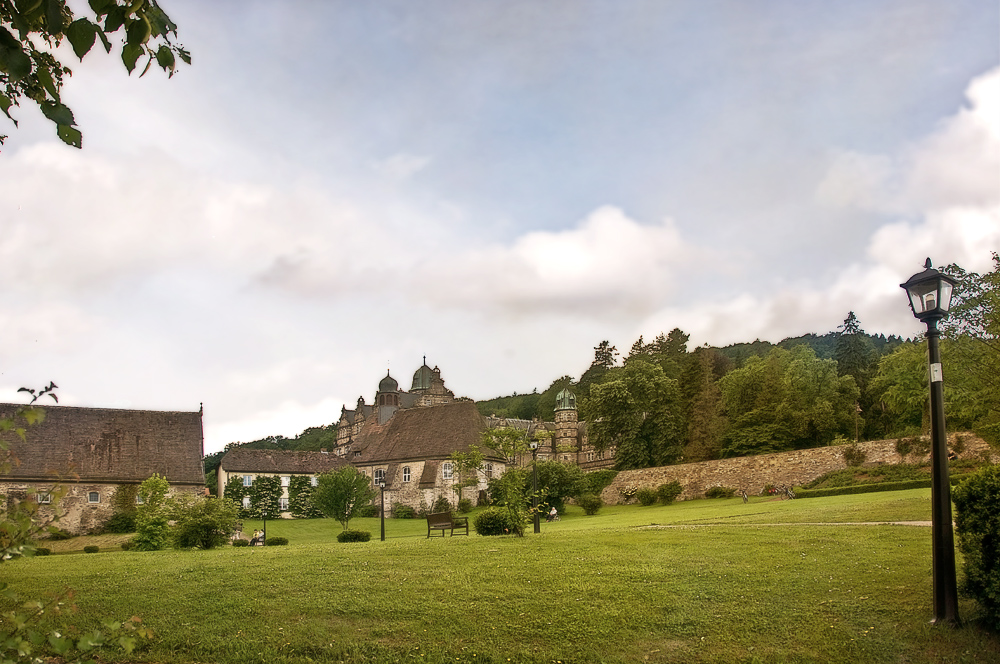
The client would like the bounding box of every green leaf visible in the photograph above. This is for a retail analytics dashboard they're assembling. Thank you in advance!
[45,0,65,34]
[176,46,191,65]
[0,35,33,82]
[96,28,112,53]
[104,6,125,32]
[126,15,151,47]
[121,42,141,73]
[88,0,113,15]
[35,64,58,99]
[57,123,82,148]
[66,19,97,60]
[0,94,15,122]
[155,44,174,71]
[40,101,74,125]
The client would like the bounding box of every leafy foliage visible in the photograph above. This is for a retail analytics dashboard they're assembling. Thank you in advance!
[705,486,736,499]
[481,426,531,465]
[288,475,323,518]
[472,506,516,536]
[952,464,1000,630]
[171,495,241,549]
[312,467,377,530]
[657,481,683,504]
[0,0,189,148]
[577,493,603,515]
[485,467,531,536]
[247,475,281,519]
[579,469,617,495]
[636,487,658,506]
[132,474,170,551]
[534,460,585,512]
[336,529,371,543]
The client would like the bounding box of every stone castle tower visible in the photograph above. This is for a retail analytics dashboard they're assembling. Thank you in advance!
[553,387,578,456]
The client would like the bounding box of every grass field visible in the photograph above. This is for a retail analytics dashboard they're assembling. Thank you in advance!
[5,489,998,664]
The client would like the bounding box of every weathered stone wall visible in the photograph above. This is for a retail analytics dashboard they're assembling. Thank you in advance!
[601,434,997,505]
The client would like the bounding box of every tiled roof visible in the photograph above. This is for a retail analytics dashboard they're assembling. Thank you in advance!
[355,401,501,463]
[0,404,204,486]
[219,448,347,475]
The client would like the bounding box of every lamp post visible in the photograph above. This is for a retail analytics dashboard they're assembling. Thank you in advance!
[261,509,267,546]
[529,441,540,534]
[901,258,960,626]
[379,481,386,542]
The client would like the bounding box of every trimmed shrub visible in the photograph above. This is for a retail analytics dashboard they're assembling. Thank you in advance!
[431,495,452,514]
[265,537,289,546]
[392,503,417,519]
[232,538,250,547]
[34,547,51,556]
[120,539,135,551]
[48,528,73,541]
[83,545,99,554]
[705,486,736,499]
[337,529,371,543]
[636,487,658,506]
[473,507,516,536]
[796,476,969,499]
[457,498,474,514]
[355,504,379,518]
[953,464,1000,630]
[577,494,603,516]
[843,445,867,467]
[657,481,683,504]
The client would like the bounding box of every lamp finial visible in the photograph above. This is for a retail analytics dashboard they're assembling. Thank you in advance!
[924,258,933,269]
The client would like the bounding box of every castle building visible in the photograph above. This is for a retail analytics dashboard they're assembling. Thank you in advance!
[219,359,615,516]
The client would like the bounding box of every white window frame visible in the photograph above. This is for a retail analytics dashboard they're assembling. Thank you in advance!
[279,497,289,511]
[402,466,411,482]
[243,475,253,487]
[136,494,145,505]
[281,476,290,487]
[442,462,453,480]
[310,476,318,487]
[242,496,251,509]
[88,491,100,504]
[374,469,385,484]
[484,463,493,479]
[37,492,52,504]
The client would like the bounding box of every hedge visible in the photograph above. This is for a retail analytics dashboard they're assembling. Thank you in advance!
[795,474,970,499]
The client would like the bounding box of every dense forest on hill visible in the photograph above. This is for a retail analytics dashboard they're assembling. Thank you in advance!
[207,255,998,479]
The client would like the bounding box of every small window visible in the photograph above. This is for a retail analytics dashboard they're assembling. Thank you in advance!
[402,466,411,482]
[587,452,594,462]
[484,463,493,479]
[442,462,453,480]
[88,491,100,504]
[243,475,253,487]
[374,469,385,484]
[354,451,362,457]
[242,496,251,509]
[279,497,289,511]
[310,476,318,487]
[281,476,290,487]
[37,493,52,504]
[136,494,145,505]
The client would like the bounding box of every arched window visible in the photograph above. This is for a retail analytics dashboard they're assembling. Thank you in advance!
[442,462,453,480]
[403,467,411,482]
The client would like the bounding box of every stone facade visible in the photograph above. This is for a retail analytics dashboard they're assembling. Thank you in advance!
[600,434,998,504]
[0,403,205,534]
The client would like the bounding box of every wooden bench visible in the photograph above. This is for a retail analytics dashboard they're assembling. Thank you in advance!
[426,512,469,537]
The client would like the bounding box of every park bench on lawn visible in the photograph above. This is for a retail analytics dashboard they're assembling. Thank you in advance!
[426,511,469,537]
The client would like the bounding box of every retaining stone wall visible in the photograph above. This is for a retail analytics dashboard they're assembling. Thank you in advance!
[600,434,997,505]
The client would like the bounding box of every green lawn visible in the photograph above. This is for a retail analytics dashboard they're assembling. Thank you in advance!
[5,490,997,664]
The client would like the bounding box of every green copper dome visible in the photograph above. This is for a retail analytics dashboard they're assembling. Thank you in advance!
[555,388,577,411]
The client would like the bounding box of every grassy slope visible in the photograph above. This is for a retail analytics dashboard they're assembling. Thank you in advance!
[6,490,998,664]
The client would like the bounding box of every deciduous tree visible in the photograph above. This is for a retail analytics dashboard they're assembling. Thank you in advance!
[1,0,188,148]
[312,466,377,531]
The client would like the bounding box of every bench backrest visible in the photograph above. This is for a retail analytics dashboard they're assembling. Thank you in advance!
[426,512,453,526]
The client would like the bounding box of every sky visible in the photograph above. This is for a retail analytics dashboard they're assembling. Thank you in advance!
[1,1,998,455]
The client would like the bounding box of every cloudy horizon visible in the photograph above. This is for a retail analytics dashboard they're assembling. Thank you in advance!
[1,1,997,454]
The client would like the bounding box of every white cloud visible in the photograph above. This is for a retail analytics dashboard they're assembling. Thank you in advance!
[371,153,432,180]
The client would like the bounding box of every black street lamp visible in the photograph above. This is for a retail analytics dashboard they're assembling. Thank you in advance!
[379,481,386,542]
[900,258,960,626]
[261,509,268,546]
[529,441,540,534]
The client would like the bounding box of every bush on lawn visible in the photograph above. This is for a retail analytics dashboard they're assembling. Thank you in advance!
[83,545,99,554]
[392,503,416,519]
[705,486,735,499]
[953,464,1000,630]
[473,507,516,536]
[232,539,250,547]
[34,547,51,556]
[636,487,658,506]
[265,537,288,546]
[657,481,683,504]
[577,494,603,515]
[337,529,371,543]
[457,498,474,513]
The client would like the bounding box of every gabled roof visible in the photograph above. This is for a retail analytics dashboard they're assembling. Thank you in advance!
[219,448,347,475]
[354,401,500,463]
[0,404,205,486]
